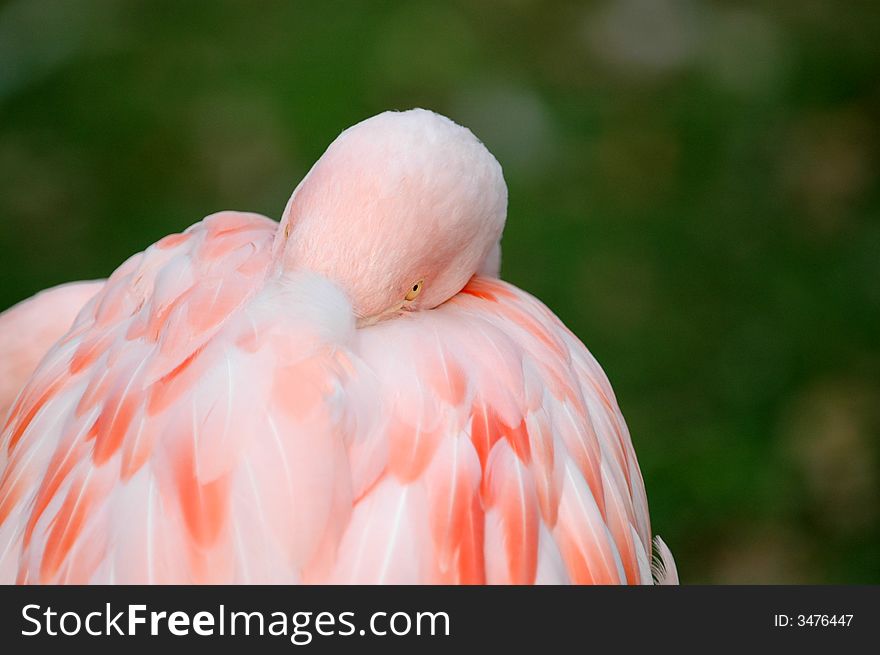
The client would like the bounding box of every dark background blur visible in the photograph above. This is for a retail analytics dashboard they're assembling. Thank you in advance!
[1,0,878,583]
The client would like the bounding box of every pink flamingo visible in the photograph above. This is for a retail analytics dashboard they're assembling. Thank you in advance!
[0,109,676,584]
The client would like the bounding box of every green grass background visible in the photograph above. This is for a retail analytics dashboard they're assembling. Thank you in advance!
[1,0,877,582]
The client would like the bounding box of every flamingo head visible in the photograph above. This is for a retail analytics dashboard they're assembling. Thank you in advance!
[275,108,507,325]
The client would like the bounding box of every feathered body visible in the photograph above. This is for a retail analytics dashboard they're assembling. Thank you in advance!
[0,109,675,584]
[0,281,103,420]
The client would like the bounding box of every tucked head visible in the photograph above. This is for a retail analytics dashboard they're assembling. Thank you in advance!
[275,109,507,324]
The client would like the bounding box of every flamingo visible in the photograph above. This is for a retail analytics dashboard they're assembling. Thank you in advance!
[0,109,677,585]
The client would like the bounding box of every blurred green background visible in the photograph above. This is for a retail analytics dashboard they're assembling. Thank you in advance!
[1,0,878,583]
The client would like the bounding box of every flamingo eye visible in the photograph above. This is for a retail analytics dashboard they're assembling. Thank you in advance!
[405,280,423,302]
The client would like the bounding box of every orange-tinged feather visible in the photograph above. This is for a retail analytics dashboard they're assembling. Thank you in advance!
[146,346,204,416]
[0,475,24,526]
[70,331,113,374]
[388,414,443,482]
[272,356,332,420]
[433,352,467,405]
[40,477,97,581]
[7,376,64,453]
[92,390,140,465]
[155,232,191,250]
[483,442,539,584]
[25,437,89,546]
[119,418,157,481]
[459,285,497,302]
[173,444,231,548]
[470,402,502,469]
[424,436,484,583]
[506,417,531,463]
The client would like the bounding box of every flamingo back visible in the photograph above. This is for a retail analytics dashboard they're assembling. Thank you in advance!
[0,212,653,584]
